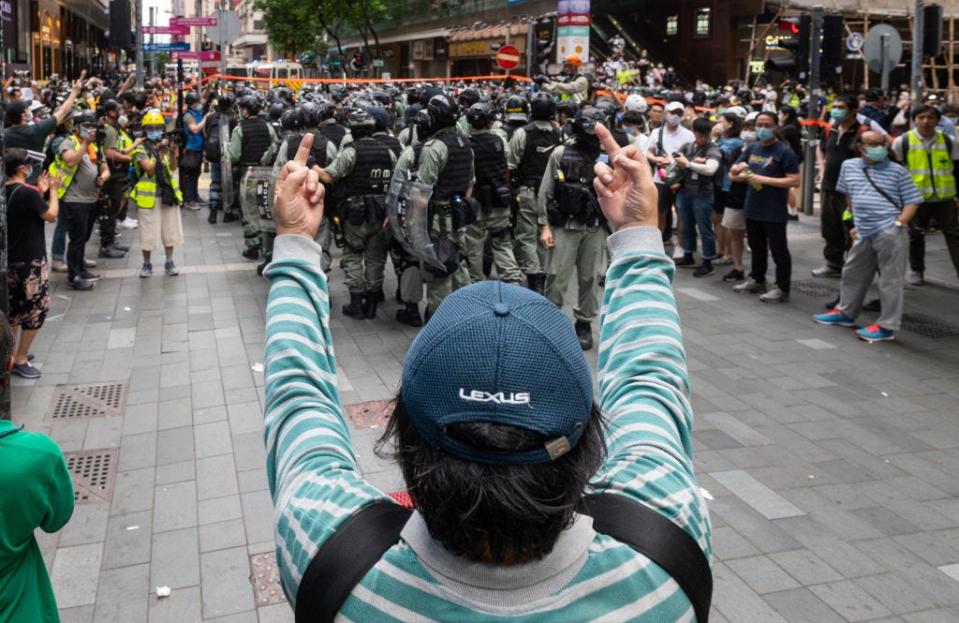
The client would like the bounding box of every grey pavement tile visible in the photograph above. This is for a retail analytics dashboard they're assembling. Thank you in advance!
[83,416,123,450]
[118,431,158,472]
[810,579,894,622]
[58,504,110,548]
[101,511,152,570]
[195,421,233,458]
[157,460,197,486]
[711,525,761,560]
[152,527,201,590]
[232,431,266,472]
[93,563,150,623]
[203,612,258,622]
[154,480,198,533]
[148,584,202,623]
[160,362,193,389]
[855,539,959,607]
[158,397,194,430]
[199,519,248,554]
[194,405,228,425]
[199,495,243,525]
[157,426,197,466]
[776,517,887,579]
[727,555,801,594]
[237,469,269,494]
[769,548,844,586]
[200,547,256,619]
[711,562,788,623]
[257,603,294,623]
[193,380,225,409]
[710,470,806,520]
[111,468,156,516]
[240,490,275,545]
[854,573,939,616]
[51,543,104,609]
[902,610,959,623]
[227,401,263,436]
[197,454,240,500]
[59,605,95,623]
[849,506,921,537]
[763,588,847,623]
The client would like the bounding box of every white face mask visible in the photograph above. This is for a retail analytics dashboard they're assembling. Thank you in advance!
[666,112,682,126]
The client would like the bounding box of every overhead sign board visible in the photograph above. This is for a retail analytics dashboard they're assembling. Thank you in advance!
[171,16,217,26]
[172,50,221,61]
[143,42,191,52]
[141,25,190,35]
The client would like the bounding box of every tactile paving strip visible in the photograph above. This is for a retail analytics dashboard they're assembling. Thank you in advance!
[346,399,394,428]
[48,382,128,420]
[250,552,287,606]
[65,449,118,504]
[790,279,840,298]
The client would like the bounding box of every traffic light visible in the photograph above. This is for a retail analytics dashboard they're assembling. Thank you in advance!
[924,4,944,56]
[765,15,810,78]
[820,15,845,81]
[534,18,555,73]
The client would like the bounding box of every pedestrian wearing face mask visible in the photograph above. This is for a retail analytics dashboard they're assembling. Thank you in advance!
[130,110,184,278]
[180,92,213,210]
[814,132,922,343]
[646,100,694,250]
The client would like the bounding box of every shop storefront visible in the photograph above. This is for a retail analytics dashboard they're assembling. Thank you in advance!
[448,22,527,77]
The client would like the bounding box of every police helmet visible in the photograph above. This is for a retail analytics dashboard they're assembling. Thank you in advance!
[466,102,494,130]
[238,95,261,115]
[529,92,556,121]
[458,87,481,109]
[556,100,579,118]
[370,90,391,108]
[366,106,393,132]
[572,107,606,140]
[299,102,321,128]
[72,110,98,129]
[316,100,335,121]
[427,93,458,128]
[624,93,648,114]
[504,94,529,123]
[268,101,287,122]
[103,99,123,116]
[216,92,235,112]
[280,108,301,133]
[347,107,376,137]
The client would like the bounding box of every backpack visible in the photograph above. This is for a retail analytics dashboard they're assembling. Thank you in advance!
[294,492,712,623]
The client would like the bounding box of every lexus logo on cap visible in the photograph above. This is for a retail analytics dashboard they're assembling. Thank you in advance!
[459,389,531,406]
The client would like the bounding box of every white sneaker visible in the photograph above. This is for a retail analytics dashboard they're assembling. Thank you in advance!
[120,218,139,230]
[906,270,924,286]
[672,245,687,260]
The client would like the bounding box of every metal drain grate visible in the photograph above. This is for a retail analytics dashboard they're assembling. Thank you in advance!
[791,279,840,298]
[48,382,128,420]
[901,312,959,338]
[346,399,394,429]
[65,449,118,504]
[250,553,287,606]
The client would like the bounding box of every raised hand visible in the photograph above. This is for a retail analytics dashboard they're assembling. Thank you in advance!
[274,132,325,238]
[592,123,658,230]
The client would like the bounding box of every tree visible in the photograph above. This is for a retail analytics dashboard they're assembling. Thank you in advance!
[255,0,321,58]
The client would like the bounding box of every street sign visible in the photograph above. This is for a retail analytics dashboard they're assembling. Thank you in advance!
[496,44,521,70]
[372,59,384,68]
[171,16,217,27]
[141,25,190,35]
[846,32,864,52]
[172,50,221,61]
[143,42,190,52]
[863,24,903,90]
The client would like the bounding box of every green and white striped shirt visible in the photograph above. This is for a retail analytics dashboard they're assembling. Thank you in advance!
[263,226,711,621]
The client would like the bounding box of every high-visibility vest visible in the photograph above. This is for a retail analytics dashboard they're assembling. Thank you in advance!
[47,135,93,199]
[905,129,957,201]
[129,145,183,209]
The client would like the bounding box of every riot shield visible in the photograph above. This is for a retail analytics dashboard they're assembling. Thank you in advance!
[220,120,234,208]
[241,166,276,232]
[385,177,443,271]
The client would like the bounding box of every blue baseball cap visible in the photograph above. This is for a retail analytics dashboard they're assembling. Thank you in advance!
[401,281,594,465]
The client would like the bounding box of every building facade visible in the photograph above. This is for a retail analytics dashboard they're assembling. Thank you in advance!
[1,0,109,78]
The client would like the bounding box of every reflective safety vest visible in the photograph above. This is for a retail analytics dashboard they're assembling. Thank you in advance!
[48,135,93,199]
[905,129,957,201]
[129,145,183,209]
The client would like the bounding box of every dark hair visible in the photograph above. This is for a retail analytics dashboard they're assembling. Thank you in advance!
[912,104,942,120]
[722,113,743,138]
[835,94,859,110]
[622,110,644,125]
[649,101,665,111]
[755,111,779,126]
[692,117,713,136]
[4,147,28,178]
[4,101,27,127]
[376,394,606,564]
[779,105,799,125]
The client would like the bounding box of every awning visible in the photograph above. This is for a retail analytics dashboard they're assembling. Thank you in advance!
[449,22,529,42]
[341,27,450,50]
[233,33,268,48]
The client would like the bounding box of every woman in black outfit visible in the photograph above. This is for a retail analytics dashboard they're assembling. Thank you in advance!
[5,148,59,379]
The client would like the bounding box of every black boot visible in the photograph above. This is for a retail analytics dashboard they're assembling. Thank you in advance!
[223,211,239,223]
[372,289,385,303]
[574,321,593,351]
[342,292,365,318]
[395,303,422,327]
[362,292,378,319]
[256,255,271,276]
[394,285,403,304]
[242,246,260,260]
[527,273,546,295]
[207,209,218,224]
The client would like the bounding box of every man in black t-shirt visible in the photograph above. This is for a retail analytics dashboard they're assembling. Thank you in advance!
[3,76,85,184]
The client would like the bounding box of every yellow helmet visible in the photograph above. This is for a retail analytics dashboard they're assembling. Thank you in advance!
[141,109,165,128]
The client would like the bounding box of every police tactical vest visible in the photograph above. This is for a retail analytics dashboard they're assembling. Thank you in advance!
[431,128,473,202]
[239,117,271,166]
[286,131,331,169]
[377,133,402,158]
[554,145,602,226]
[346,138,393,197]
[517,123,561,187]
[469,132,508,189]
[320,122,348,149]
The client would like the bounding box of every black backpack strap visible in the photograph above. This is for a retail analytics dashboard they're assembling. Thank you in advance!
[295,500,412,623]
[580,493,712,623]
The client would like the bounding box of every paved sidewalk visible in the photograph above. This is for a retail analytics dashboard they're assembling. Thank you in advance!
[9,201,959,622]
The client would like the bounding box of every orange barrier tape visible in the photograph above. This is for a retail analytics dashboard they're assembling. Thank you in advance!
[186,73,531,89]
[800,118,831,128]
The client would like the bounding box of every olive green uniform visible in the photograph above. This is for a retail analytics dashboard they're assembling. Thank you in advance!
[229,122,279,251]
[507,120,556,276]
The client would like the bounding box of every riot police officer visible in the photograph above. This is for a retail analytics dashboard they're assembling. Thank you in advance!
[456,87,481,136]
[538,107,608,351]
[507,92,561,294]
[228,94,278,259]
[464,102,522,285]
[317,100,351,150]
[204,92,235,224]
[316,108,398,319]
[501,94,529,139]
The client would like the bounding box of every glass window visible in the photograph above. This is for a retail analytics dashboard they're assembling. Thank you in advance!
[666,15,678,36]
[695,7,711,37]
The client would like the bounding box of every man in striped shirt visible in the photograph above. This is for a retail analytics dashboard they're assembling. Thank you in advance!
[815,131,921,342]
[263,129,710,621]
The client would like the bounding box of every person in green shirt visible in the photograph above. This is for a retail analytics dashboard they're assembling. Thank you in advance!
[0,312,75,622]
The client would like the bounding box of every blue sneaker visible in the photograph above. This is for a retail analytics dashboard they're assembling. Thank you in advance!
[857,324,895,343]
[12,361,41,379]
[814,309,855,327]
